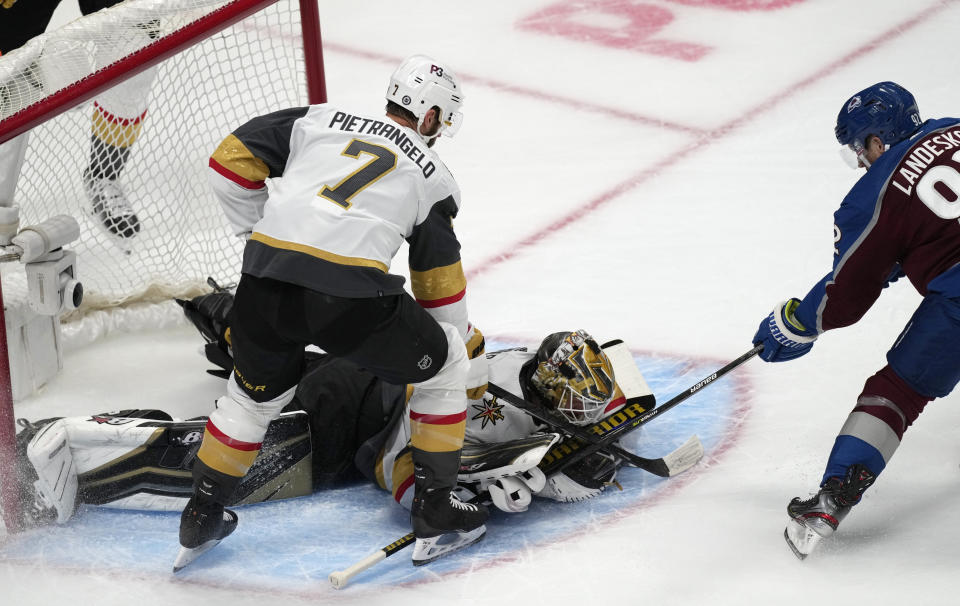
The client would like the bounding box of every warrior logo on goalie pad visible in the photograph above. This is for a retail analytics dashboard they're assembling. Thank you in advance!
[540,400,651,468]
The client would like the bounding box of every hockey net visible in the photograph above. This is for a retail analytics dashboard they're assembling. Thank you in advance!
[0,0,325,533]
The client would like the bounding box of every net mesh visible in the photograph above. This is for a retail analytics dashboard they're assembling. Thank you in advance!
[1,0,307,312]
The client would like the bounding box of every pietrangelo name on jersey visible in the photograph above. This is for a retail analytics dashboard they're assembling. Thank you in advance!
[329,111,436,178]
[892,126,960,196]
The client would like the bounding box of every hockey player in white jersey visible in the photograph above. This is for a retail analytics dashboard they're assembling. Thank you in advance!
[13,290,647,533]
[176,54,486,570]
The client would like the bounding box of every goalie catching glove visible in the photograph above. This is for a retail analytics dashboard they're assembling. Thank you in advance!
[537,450,619,503]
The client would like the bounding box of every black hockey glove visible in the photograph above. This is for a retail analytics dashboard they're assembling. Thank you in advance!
[563,450,619,490]
[536,450,620,503]
[176,291,234,378]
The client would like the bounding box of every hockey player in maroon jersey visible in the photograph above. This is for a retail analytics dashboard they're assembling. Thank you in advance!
[751,81,960,559]
[176,54,488,571]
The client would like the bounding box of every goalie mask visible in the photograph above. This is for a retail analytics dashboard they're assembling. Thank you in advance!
[531,330,616,426]
[386,54,464,142]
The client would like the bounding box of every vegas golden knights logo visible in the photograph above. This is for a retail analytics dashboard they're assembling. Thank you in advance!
[566,346,614,403]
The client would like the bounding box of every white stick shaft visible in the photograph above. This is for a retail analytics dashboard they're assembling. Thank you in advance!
[329,550,387,589]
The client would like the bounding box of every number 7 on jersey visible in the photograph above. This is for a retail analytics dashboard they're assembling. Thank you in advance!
[319,139,398,210]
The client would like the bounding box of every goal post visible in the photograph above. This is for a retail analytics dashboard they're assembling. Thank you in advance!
[0,0,326,535]
[0,0,327,145]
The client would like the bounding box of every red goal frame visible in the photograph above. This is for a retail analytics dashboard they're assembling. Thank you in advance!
[0,0,327,534]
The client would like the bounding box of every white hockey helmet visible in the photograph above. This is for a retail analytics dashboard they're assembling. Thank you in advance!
[386,54,464,142]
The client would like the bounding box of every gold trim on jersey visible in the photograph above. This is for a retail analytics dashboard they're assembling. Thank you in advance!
[197,428,260,477]
[391,451,414,501]
[410,419,466,453]
[91,108,145,148]
[375,444,388,490]
[250,232,389,273]
[410,262,466,301]
[211,134,271,183]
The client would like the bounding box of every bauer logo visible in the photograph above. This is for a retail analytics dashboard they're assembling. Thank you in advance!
[178,431,203,445]
[847,96,862,112]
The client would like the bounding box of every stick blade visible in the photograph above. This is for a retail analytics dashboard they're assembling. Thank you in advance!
[661,434,704,477]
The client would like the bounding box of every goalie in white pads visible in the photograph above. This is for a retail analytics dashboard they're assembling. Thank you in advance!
[13,291,655,548]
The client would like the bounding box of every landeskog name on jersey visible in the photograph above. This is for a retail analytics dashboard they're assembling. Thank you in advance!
[890,124,960,196]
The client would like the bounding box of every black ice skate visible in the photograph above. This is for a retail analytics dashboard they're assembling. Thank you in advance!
[172,495,238,572]
[784,463,875,560]
[83,169,141,240]
[410,488,488,566]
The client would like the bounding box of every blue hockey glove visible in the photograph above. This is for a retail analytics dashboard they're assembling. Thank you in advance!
[753,298,818,363]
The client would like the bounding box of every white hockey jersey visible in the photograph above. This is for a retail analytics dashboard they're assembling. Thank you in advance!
[375,349,542,507]
[208,103,470,336]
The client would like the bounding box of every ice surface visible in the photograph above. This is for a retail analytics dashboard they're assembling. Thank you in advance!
[4,1,960,604]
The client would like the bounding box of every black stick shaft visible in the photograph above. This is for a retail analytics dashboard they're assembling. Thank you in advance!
[544,344,762,475]
[486,383,660,471]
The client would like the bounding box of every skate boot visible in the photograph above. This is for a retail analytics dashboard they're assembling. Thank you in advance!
[173,478,238,572]
[410,487,488,566]
[83,169,140,239]
[784,463,875,560]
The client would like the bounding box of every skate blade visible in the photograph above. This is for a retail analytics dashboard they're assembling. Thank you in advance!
[412,525,486,566]
[83,210,137,256]
[784,519,822,561]
[172,538,223,573]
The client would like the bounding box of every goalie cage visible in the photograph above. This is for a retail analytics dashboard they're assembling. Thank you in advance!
[0,0,326,535]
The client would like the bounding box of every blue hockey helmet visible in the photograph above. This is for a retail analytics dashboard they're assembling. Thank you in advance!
[835,81,921,149]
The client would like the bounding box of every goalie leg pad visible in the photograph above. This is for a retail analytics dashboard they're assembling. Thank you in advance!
[26,419,79,524]
[457,433,559,482]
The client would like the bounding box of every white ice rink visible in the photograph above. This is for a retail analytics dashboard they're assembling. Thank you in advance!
[4,1,960,604]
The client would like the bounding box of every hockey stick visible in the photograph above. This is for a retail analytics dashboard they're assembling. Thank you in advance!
[330,346,761,588]
[329,532,416,589]
[486,382,694,477]
[537,344,763,477]
[329,492,487,589]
